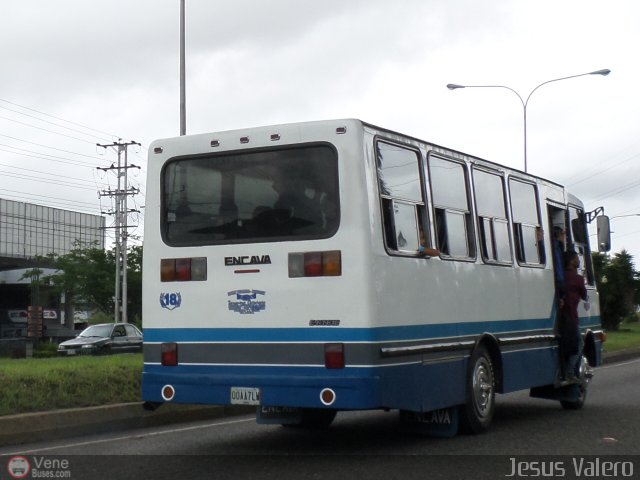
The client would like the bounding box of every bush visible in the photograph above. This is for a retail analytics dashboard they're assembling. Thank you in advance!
[88,311,113,325]
[33,342,58,358]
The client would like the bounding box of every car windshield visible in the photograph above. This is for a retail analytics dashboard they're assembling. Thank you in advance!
[162,144,340,245]
[79,325,112,338]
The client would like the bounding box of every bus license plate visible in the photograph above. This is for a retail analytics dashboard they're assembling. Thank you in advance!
[230,387,261,405]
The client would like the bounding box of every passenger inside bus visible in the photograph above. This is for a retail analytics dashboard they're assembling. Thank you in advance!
[272,178,324,233]
[418,227,440,257]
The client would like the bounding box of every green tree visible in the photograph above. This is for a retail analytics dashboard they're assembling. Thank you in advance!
[44,245,142,324]
[46,247,115,315]
[126,245,143,325]
[592,250,640,330]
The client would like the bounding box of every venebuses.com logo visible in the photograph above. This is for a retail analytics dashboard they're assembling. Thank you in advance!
[6,456,72,479]
[6,456,30,479]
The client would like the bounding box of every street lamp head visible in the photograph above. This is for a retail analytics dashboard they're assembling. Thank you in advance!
[591,69,611,76]
[446,83,465,90]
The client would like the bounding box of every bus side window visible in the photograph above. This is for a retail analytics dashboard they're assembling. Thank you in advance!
[434,208,449,255]
[509,179,543,266]
[473,168,512,264]
[569,206,595,285]
[377,141,427,255]
[428,155,475,259]
[381,198,398,249]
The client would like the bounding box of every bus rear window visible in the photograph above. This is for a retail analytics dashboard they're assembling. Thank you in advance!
[162,145,339,245]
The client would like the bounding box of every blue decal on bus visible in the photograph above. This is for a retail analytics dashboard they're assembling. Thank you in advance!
[160,292,182,310]
[228,289,266,314]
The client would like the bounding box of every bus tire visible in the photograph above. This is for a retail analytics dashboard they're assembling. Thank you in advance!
[460,345,496,434]
[560,386,587,410]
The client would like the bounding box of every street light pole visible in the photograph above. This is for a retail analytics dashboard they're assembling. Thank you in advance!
[446,69,610,173]
[180,0,186,136]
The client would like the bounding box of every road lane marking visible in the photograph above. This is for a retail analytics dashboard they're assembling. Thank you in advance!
[3,416,255,455]
[599,358,640,369]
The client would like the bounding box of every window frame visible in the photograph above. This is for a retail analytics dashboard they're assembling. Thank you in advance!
[160,142,341,247]
[427,153,476,261]
[568,204,596,286]
[375,138,431,257]
[472,167,513,266]
[508,177,544,268]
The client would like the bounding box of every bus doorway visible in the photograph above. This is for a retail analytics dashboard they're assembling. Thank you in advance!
[547,205,568,331]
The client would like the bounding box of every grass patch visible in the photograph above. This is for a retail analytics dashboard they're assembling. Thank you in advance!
[0,354,142,416]
[603,320,640,352]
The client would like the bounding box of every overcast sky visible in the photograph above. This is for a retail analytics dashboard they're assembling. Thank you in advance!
[2,0,639,262]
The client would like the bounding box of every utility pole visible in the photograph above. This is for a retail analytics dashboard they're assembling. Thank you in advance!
[180,0,186,135]
[97,140,141,323]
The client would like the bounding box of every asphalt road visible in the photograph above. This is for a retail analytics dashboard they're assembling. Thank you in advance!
[2,358,639,479]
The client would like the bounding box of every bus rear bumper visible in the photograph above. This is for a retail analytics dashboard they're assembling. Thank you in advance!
[142,365,382,410]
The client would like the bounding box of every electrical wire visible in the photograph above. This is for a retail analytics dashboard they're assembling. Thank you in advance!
[0,105,113,143]
[0,97,119,139]
[0,133,108,163]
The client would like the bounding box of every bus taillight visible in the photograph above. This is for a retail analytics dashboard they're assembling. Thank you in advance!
[324,343,345,369]
[175,258,191,281]
[288,250,342,278]
[304,252,323,276]
[161,257,207,282]
[161,343,178,366]
[322,250,342,276]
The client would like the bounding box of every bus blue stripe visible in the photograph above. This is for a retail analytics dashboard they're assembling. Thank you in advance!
[144,317,601,343]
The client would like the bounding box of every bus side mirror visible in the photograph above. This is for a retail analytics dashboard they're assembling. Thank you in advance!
[596,215,611,252]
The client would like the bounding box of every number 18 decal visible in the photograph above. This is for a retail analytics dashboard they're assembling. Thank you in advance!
[160,292,182,311]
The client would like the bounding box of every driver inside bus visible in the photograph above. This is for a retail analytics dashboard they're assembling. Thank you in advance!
[272,178,323,231]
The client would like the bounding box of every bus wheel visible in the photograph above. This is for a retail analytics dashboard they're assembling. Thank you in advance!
[560,356,591,410]
[460,345,495,434]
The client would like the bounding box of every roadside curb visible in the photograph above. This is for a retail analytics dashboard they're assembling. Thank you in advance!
[0,403,254,448]
[602,346,640,364]
[2,348,639,449]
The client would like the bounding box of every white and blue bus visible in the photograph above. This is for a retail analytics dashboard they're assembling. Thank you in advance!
[142,119,610,435]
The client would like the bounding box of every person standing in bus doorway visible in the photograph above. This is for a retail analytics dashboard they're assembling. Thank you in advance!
[552,226,568,380]
[559,250,587,382]
[552,227,567,306]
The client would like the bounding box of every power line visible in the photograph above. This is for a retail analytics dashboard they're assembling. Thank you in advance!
[0,104,113,143]
[0,133,109,162]
[0,211,104,231]
[0,188,99,209]
[0,194,100,215]
[0,160,109,186]
[566,151,640,188]
[0,97,119,139]
[584,178,640,204]
[0,170,102,191]
[0,145,99,169]
[0,114,101,145]
[0,143,100,169]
